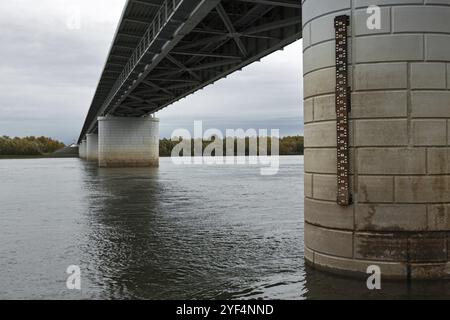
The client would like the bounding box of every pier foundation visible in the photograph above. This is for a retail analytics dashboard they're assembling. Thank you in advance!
[98,116,159,167]
[303,0,450,279]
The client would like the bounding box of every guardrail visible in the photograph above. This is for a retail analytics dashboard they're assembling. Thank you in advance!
[100,0,184,117]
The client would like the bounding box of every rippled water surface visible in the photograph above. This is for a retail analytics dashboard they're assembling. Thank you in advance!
[1,156,450,300]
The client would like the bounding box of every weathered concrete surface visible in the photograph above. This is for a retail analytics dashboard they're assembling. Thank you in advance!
[78,140,87,159]
[86,133,98,162]
[98,116,159,167]
[303,0,450,279]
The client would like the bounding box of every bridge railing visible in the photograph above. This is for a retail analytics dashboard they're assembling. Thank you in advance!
[100,0,184,117]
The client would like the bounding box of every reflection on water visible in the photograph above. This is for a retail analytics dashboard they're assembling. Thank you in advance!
[0,157,449,299]
[79,157,304,299]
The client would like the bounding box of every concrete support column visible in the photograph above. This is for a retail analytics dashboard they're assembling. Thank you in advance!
[86,133,99,162]
[303,0,450,279]
[79,139,87,159]
[98,116,159,167]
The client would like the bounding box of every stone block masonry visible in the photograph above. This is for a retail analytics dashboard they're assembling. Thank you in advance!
[303,0,450,279]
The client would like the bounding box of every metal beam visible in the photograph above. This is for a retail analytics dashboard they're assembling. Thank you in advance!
[189,59,241,71]
[145,78,199,84]
[166,54,202,81]
[131,0,162,8]
[177,34,229,51]
[127,94,158,107]
[244,16,301,34]
[189,27,278,40]
[236,0,301,9]
[110,54,132,60]
[118,32,145,40]
[171,51,242,59]
[216,4,248,57]
[234,3,274,28]
[124,17,151,25]
[142,80,175,97]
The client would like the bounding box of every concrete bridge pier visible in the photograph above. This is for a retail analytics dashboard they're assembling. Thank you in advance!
[86,133,98,162]
[78,139,87,159]
[97,116,159,168]
[303,0,450,279]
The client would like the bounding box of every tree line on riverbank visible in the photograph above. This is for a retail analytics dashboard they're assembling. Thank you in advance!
[0,136,65,155]
[159,136,304,157]
[0,135,304,157]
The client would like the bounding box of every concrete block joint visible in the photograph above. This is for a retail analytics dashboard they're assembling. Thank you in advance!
[303,0,450,280]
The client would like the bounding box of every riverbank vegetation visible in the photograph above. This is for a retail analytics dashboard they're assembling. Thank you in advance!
[159,136,304,157]
[0,135,304,157]
[0,136,65,156]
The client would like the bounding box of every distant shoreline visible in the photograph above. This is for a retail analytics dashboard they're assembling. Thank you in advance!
[0,155,78,159]
[0,154,303,160]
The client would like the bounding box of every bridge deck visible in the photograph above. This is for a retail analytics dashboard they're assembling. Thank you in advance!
[78,0,302,143]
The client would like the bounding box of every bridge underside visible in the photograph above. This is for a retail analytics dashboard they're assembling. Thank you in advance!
[78,0,302,143]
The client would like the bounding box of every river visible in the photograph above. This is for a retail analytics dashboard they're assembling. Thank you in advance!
[0,156,449,299]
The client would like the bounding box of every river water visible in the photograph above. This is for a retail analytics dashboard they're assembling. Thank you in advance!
[1,156,449,300]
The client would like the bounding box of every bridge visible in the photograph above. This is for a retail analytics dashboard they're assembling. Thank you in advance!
[78,0,450,281]
[77,0,301,166]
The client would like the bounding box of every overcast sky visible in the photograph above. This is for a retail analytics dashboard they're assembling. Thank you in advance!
[0,0,303,144]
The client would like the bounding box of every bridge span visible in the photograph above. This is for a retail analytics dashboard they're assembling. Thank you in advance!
[78,0,301,165]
